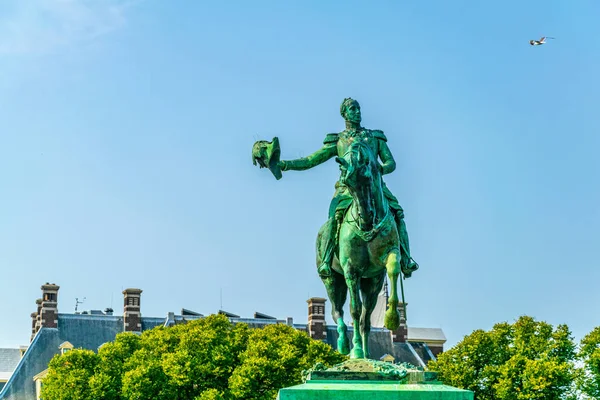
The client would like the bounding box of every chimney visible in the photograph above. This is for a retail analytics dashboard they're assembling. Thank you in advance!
[307,297,327,340]
[123,288,142,333]
[391,302,408,343]
[40,283,60,329]
[30,312,37,342]
[166,312,175,327]
[34,298,42,334]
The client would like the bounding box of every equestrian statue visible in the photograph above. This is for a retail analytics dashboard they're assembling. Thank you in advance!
[252,98,419,359]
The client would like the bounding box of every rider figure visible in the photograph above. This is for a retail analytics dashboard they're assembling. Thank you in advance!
[279,98,419,279]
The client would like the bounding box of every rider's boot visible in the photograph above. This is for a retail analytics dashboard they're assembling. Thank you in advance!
[318,211,342,278]
[394,210,419,278]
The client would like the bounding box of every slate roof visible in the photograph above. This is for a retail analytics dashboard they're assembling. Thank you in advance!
[0,328,61,400]
[0,349,21,378]
[0,348,21,391]
[409,342,437,365]
[392,342,425,366]
[168,315,202,326]
[407,327,446,343]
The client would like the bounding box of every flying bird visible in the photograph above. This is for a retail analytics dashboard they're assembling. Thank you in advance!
[530,36,555,46]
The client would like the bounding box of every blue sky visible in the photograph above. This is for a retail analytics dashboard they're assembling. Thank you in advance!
[1,0,599,349]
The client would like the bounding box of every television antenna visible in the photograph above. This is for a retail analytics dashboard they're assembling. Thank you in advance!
[75,297,86,313]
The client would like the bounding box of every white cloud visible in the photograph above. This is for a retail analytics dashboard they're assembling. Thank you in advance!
[0,0,140,55]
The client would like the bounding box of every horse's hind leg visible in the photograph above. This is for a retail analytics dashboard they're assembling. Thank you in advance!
[384,250,402,331]
[359,272,386,359]
[322,271,350,355]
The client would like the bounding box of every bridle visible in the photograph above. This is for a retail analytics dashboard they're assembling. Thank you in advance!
[340,142,390,242]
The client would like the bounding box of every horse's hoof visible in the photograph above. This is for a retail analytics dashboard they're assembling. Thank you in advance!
[384,309,400,331]
[338,336,350,355]
[350,347,365,359]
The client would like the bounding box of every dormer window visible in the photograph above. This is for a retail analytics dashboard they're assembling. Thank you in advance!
[58,341,74,355]
[33,369,49,400]
[380,354,395,363]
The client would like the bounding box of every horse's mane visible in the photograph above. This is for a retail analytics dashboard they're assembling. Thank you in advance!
[348,141,377,168]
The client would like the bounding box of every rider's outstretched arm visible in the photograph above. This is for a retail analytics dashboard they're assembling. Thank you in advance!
[378,141,397,175]
[280,144,337,171]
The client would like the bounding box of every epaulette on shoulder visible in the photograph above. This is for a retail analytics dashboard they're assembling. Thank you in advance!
[323,133,339,144]
[371,129,387,142]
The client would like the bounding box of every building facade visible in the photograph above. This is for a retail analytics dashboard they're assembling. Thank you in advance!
[0,283,446,400]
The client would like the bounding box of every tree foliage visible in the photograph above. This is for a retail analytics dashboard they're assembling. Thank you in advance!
[578,326,600,399]
[229,324,345,400]
[42,349,99,400]
[428,316,577,400]
[41,314,346,400]
[90,332,141,400]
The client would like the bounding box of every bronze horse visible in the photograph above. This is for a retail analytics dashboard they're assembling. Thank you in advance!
[317,141,403,358]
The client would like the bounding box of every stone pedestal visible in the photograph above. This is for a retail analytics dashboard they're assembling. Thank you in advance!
[277,360,473,400]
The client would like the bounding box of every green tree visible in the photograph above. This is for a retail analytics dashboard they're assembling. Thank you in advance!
[89,333,141,400]
[578,326,600,398]
[122,314,251,400]
[41,314,344,400]
[428,316,577,400]
[41,349,99,400]
[229,324,346,400]
[120,323,188,400]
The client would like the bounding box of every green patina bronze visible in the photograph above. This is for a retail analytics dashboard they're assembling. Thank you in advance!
[252,98,420,359]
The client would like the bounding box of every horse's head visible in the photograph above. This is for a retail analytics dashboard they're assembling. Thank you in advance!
[335,141,379,190]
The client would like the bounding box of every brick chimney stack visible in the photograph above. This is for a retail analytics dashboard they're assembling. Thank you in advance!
[123,288,142,333]
[30,312,37,342]
[29,298,43,342]
[307,297,327,340]
[40,283,60,329]
[35,298,42,332]
[391,302,408,343]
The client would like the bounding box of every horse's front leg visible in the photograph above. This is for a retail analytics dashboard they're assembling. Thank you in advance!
[384,250,402,331]
[322,271,350,355]
[359,273,385,359]
[345,271,364,358]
